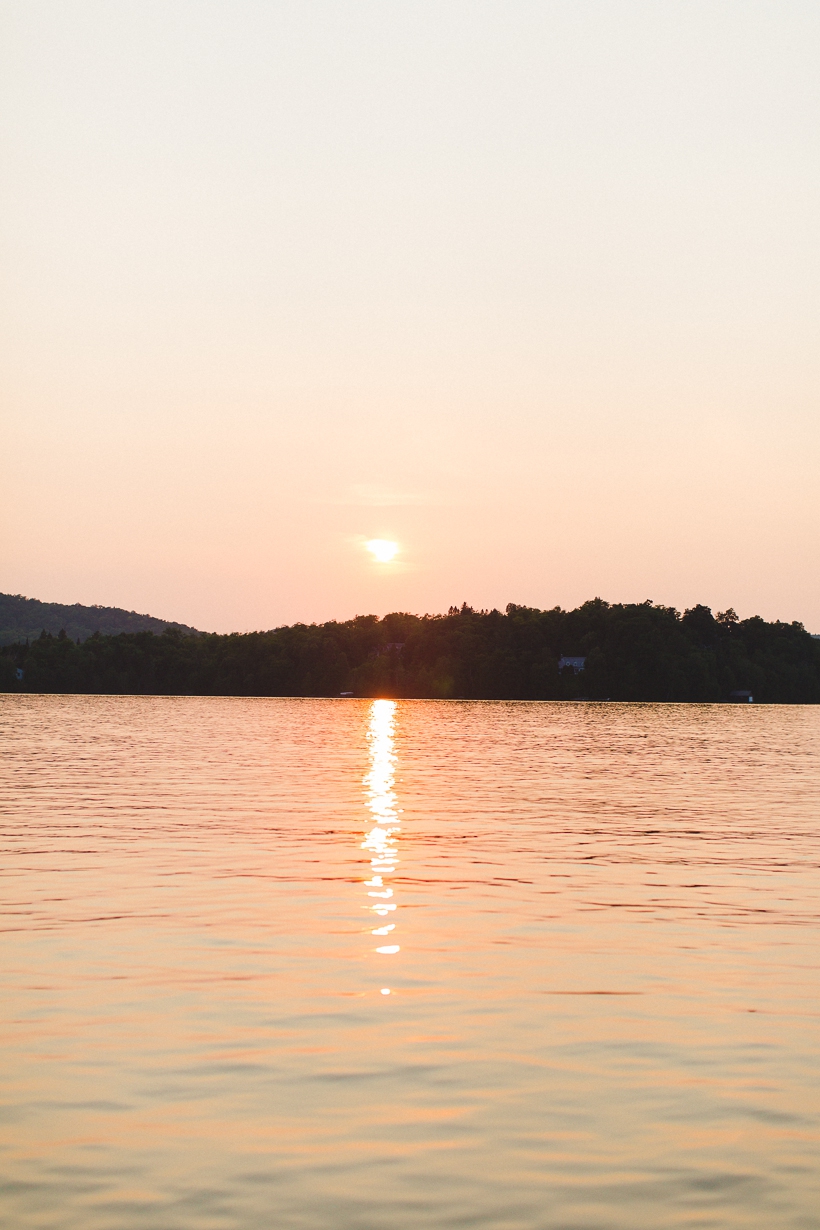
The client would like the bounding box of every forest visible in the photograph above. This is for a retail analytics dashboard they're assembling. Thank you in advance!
[2,599,819,703]
[0,591,197,646]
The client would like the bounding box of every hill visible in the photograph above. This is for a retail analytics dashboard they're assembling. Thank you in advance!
[2,599,819,702]
[0,592,199,647]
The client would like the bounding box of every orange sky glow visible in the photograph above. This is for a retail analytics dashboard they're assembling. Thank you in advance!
[2,1,819,632]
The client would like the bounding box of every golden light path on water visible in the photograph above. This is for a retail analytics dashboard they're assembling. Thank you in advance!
[3,697,820,1229]
[362,700,400,994]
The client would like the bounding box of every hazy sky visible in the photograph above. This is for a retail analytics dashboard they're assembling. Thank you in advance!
[2,1,819,632]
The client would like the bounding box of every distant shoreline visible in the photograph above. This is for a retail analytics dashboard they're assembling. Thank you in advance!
[3,599,819,704]
[0,694,796,707]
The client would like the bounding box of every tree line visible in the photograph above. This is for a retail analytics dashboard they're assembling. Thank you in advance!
[2,600,819,702]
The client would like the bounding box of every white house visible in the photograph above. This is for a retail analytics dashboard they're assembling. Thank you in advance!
[558,656,586,674]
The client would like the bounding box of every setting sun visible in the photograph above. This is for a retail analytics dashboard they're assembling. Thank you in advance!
[366,539,398,564]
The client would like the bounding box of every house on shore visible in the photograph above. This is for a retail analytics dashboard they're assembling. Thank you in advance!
[558,656,586,675]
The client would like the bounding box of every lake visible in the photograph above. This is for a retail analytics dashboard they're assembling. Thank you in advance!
[1,695,819,1229]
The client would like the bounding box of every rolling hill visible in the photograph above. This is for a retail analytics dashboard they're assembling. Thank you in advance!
[0,592,199,646]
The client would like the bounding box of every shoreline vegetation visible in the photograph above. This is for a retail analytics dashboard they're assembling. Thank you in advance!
[2,599,820,703]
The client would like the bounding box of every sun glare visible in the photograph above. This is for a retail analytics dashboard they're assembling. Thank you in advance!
[366,539,398,564]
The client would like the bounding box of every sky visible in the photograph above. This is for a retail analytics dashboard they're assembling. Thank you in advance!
[2,0,819,633]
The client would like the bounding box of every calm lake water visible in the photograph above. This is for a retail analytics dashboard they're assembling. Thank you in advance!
[1,696,819,1230]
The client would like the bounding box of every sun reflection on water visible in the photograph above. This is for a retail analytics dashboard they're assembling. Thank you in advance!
[363,700,401,990]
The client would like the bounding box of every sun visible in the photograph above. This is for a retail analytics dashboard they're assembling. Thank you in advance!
[366,539,398,564]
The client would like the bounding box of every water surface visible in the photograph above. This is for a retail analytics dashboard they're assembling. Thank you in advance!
[1,696,819,1228]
